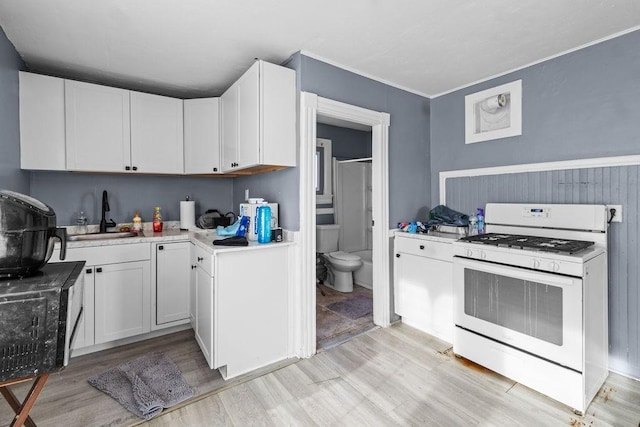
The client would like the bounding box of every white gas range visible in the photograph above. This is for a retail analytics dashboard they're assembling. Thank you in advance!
[452,203,609,414]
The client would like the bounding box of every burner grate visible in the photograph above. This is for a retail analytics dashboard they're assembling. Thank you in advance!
[459,233,595,254]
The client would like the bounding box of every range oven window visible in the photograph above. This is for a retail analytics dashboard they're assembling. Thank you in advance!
[463,269,563,346]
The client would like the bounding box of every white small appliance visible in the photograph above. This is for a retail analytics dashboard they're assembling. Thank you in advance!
[240,202,278,241]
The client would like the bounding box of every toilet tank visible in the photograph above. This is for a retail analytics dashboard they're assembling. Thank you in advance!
[316,224,340,253]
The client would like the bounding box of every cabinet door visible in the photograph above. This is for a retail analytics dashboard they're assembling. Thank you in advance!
[261,61,296,167]
[220,81,239,172]
[94,261,151,344]
[395,252,453,343]
[189,244,197,327]
[19,72,66,170]
[130,91,184,174]
[65,80,131,172]
[195,265,215,369]
[184,98,221,174]
[72,266,96,350]
[155,242,191,326]
[236,63,260,169]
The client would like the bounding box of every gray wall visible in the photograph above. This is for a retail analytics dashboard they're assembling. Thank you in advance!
[295,54,431,227]
[318,123,371,160]
[0,26,28,194]
[431,30,640,379]
[30,172,234,226]
[431,30,640,206]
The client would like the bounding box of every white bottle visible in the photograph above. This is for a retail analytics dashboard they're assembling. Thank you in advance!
[468,214,478,236]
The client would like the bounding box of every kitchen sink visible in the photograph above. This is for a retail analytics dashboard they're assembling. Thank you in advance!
[67,231,139,241]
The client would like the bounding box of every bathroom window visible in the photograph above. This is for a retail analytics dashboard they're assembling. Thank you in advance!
[316,138,333,205]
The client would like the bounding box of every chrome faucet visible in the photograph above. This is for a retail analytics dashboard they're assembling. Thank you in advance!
[99,190,117,233]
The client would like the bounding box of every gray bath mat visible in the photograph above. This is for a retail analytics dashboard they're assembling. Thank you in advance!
[88,352,194,420]
[327,294,373,319]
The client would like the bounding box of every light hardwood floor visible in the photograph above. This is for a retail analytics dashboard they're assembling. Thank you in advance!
[2,324,639,426]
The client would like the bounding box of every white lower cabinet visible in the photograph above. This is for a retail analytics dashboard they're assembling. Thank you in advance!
[52,243,151,350]
[153,242,191,329]
[193,244,216,368]
[394,233,454,343]
[191,243,289,379]
[94,261,151,344]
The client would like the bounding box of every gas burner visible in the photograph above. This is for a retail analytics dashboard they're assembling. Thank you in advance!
[459,233,595,254]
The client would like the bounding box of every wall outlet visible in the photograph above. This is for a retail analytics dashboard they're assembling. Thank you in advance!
[606,205,622,223]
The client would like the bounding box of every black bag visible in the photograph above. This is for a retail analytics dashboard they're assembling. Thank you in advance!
[197,210,237,228]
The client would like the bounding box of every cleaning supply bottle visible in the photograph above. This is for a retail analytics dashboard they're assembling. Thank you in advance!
[477,208,485,235]
[132,211,142,232]
[152,207,163,232]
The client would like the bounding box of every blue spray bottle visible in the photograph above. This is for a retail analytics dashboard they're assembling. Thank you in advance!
[477,208,485,235]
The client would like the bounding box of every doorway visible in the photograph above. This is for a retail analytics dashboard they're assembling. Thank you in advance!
[315,131,374,349]
[295,93,390,358]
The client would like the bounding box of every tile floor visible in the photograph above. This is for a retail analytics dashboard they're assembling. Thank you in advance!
[316,283,375,350]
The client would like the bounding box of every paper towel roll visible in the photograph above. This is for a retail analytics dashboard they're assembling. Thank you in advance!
[180,201,195,230]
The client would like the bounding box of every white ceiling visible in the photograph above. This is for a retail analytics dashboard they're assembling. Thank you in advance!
[0,1,638,99]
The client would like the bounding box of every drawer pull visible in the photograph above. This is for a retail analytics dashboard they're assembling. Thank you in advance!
[396,253,400,258]
[419,245,425,250]
[96,267,103,273]
[86,268,93,274]
[197,257,204,262]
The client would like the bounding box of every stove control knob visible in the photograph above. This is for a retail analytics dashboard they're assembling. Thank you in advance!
[531,259,541,269]
[479,250,487,260]
[465,249,473,257]
[549,261,560,272]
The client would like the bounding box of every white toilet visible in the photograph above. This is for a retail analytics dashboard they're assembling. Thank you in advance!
[316,224,363,292]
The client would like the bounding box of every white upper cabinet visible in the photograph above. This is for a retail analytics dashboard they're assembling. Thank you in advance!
[65,80,131,172]
[221,80,239,171]
[130,91,184,174]
[184,98,221,174]
[19,72,66,170]
[221,60,296,173]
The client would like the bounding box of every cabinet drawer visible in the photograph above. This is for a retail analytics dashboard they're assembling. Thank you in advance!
[395,236,453,261]
[193,244,214,277]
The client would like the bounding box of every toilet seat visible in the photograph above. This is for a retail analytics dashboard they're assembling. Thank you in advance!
[328,251,360,262]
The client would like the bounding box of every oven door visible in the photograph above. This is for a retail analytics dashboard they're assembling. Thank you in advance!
[453,256,583,372]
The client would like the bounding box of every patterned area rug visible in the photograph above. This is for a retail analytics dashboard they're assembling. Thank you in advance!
[326,294,373,319]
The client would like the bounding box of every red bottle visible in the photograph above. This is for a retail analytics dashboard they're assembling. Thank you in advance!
[152,207,163,232]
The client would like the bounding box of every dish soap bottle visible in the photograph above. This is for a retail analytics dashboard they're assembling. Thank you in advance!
[152,207,163,232]
[132,211,142,232]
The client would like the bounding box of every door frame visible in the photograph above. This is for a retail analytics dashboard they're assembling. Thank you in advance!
[296,92,390,358]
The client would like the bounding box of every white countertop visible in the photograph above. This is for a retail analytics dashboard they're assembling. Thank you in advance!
[60,223,293,255]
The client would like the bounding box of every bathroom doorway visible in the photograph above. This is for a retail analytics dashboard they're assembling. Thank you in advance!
[315,129,374,349]
[296,93,390,358]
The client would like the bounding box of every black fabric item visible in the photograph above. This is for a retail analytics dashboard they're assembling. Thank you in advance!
[213,236,248,246]
[425,205,469,227]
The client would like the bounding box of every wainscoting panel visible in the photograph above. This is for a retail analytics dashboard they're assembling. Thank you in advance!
[446,165,640,379]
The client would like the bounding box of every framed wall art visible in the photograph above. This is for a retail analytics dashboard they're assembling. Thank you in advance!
[465,80,522,144]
